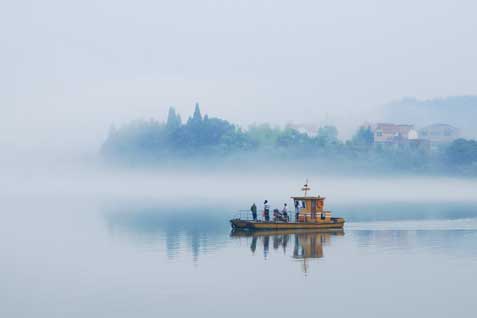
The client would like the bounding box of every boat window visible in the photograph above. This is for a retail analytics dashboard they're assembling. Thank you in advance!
[301,200,306,208]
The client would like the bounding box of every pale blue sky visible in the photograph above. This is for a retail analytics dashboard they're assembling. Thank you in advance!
[2,0,476,151]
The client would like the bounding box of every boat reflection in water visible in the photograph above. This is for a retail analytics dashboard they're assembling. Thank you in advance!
[230,229,344,273]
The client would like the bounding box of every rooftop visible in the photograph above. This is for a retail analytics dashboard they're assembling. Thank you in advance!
[291,196,326,200]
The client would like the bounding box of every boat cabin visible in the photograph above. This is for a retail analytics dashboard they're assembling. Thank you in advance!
[291,183,332,223]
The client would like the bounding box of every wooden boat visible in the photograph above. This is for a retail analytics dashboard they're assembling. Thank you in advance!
[230,182,345,230]
[230,228,345,238]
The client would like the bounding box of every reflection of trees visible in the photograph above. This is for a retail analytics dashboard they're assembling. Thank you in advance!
[104,207,228,261]
[231,229,344,273]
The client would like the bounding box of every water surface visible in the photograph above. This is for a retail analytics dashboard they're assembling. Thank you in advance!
[2,197,477,317]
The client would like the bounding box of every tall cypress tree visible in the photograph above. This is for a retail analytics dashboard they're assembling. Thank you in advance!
[192,102,202,123]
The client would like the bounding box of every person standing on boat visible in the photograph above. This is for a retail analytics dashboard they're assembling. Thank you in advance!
[294,200,300,221]
[282,203,289,222]
[264,200,270,221]
[250,203,257,221]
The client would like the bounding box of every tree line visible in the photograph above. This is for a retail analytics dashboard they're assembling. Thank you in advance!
[101,104,477,175]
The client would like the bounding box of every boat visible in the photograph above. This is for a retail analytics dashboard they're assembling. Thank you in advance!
[230,181,345,230]
[230,228,345,237]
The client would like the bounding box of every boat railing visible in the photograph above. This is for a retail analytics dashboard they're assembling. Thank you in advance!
[233,210,256,220]
[233,210,296,222]
[234,210,274,221]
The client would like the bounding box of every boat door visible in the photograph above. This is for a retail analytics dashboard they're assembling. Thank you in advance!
[311,199,317,219]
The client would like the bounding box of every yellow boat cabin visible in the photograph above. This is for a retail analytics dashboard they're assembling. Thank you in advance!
[230,182,345,230]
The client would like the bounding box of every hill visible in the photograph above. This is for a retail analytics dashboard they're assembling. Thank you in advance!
[382,96,477,137]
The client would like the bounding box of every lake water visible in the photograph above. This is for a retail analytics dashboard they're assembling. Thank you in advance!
[2,193,477,318]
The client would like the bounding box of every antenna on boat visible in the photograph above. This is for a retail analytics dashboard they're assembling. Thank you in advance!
[301,179,310,197]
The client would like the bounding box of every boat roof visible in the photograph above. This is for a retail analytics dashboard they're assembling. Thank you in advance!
[291,196,326,200]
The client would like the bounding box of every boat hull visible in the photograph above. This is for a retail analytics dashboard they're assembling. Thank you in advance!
[231,227,345,237]
[230,218,345,230]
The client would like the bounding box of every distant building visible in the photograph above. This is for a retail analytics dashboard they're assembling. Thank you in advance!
[371,123,417,143]
[362,122,430,152]
[287,123,320,136]
[418,124,460,144]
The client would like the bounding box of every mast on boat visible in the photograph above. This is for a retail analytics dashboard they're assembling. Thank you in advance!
[301,179,310,197]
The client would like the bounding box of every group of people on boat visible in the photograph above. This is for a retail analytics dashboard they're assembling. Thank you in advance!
[250,200,300,223]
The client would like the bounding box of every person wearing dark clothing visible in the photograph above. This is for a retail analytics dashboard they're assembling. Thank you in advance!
[294,200,300,221]
[250,203,257,221]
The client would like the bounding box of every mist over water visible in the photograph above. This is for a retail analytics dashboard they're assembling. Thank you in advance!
[1,140,477,318]
[2,188,477,317]
[3,158,477,205]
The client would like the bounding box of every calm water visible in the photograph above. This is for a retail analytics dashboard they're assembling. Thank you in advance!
[2,197,477,318]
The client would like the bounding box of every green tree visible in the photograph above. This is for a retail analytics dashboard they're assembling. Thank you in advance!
[188,102,202,125]
[166,107,182,131]
[445,139,477,165]
[247,123,281,147]
[316,125,339,146]
[352,126,374,146]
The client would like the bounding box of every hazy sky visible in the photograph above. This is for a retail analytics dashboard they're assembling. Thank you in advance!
[2,0,476,153]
